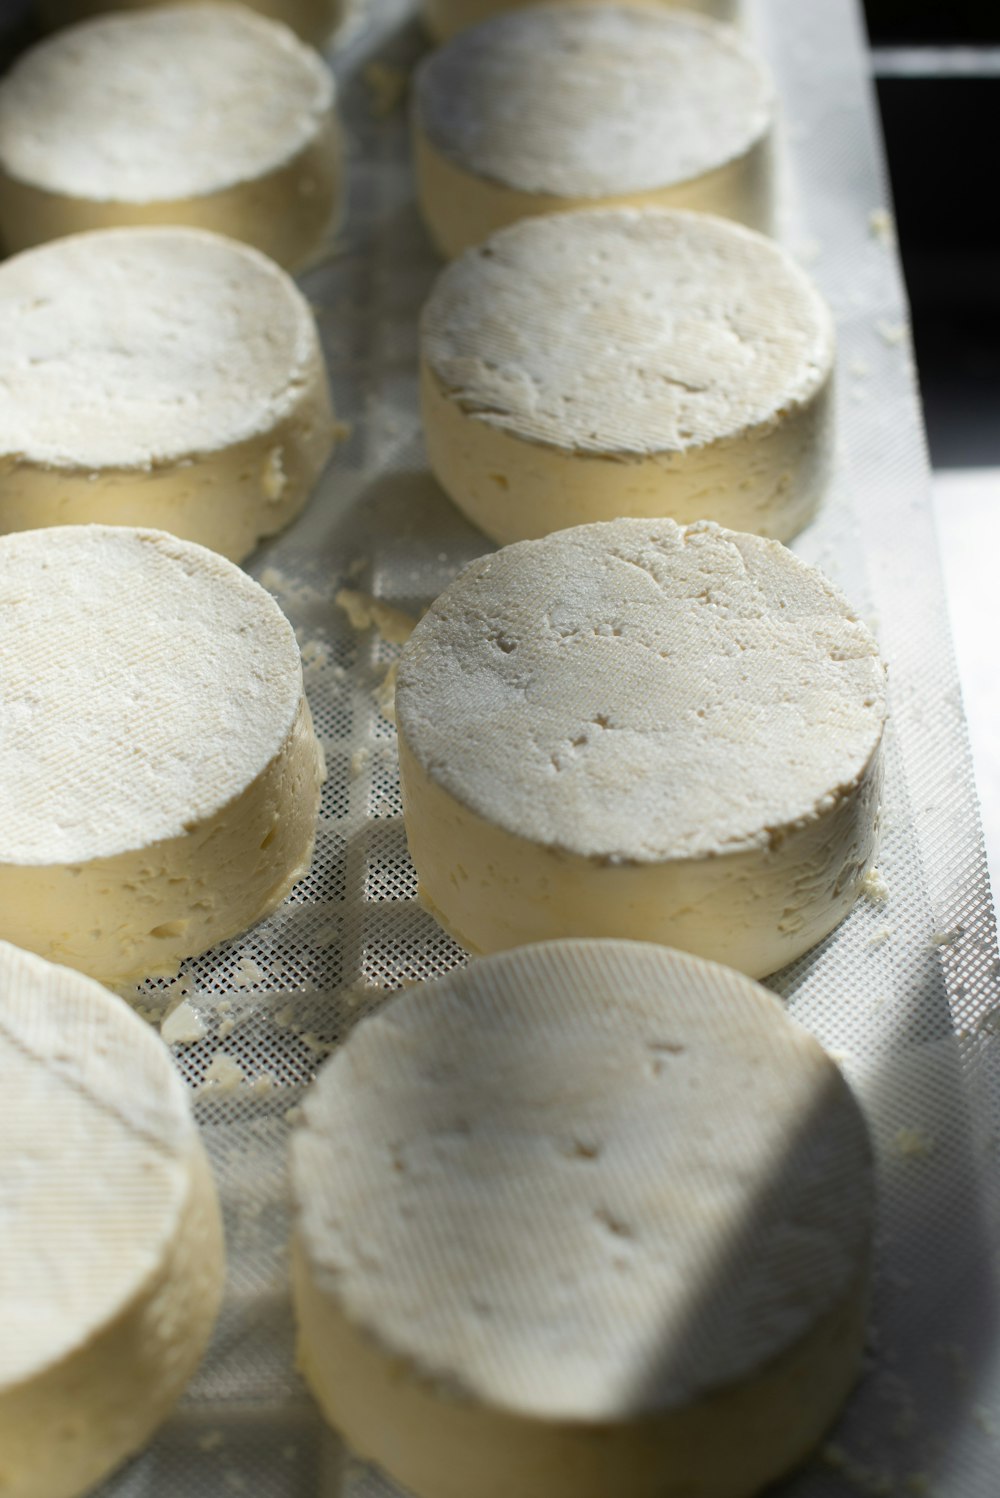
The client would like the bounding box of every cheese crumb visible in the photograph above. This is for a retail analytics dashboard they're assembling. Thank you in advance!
[869,208,895,246]
[234,957,264,987]
[893,1127,935,1159]
[336,588,416,645]
[861,867,889,904]
[350,746,371,778]
[161,1000,206,1046]
[876,318,907,346]
[869,926,893,947]
[202,1054,246,1092]
[376,663,398,723]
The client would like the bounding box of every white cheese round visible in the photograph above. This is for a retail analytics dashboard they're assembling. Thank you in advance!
[0,3,340,269]
[37,0,344,50]
[396,518,886,978]
[0,940,225,1498]
[414,7,773,257]
[0,525,326,985]
[422,0,740,44]
[0,228,335,561]
[422,208,835,544]
[292,938,875,1498]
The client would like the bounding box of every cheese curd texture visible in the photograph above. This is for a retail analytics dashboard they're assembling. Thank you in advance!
[422,0,740,44]
[414,7,773,257]
[396,518,886,978]
[421,209,835,544]
[0,4,340,269]
[0,526,326,985]
[292,939,875,1498]
[0,228,335,560]
[0,942,225,1498]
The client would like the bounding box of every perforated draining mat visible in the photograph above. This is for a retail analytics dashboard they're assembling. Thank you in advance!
[95,0,1000,1493]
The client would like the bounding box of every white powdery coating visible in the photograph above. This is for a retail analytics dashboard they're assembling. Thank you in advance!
[422,209,834,456]
[0,4,333,201]
[0,942,194,1385]
[0,526,303,864]
[414,6,771,198]
[0,228,321,468]
[396,519,886,861]
[294,939,874,1419]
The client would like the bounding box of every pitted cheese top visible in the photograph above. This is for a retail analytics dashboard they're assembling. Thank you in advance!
[0,941,195,1386]
[0,3,333,200]
[0,228,321,469]
[422,209,834,457]
[294,939,874,1418]
[415,6,771,198]
[0,526,304,865]
[396,518,886,862]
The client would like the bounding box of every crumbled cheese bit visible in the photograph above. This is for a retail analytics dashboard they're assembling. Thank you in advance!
[861,867,889,904]
[350,746,371,779]
[300,637,331,678]
[234,957,264,987]
[201,1053,246,1093]
[869,207,895,246]
[161,1000,206,1046]
[285,1104,304,1125]
[275,1003,296,1028]
[364,61,408,116]
[251,1072,276,1097]
[931,927,962,947]
[335,588,416,645]
[376,662,398,723]
[217,1017,236,1040]
[893,1127,935,1159]
[301,1030,337,1056]
[876,318,907,346]
[869,926,893,947]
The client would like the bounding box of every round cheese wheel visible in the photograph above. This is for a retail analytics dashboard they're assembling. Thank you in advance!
[0,228,335,562]
[422,0,740,44]
[395,518,886,978]
[414,6,773,257]
[37,0,344,51]
[421,208,835,544]
[0,525,326,985]
[0,3,340,269]
[292,938,875,1498]
[0,940,225,1498]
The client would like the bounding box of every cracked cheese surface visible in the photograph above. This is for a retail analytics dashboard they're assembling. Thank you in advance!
[395,519,885,975]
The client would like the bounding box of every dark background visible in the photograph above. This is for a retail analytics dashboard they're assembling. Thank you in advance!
[863,0,1000,468]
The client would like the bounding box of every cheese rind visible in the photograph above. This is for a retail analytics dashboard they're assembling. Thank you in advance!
[0,4,340,269]
[0,941,225,1498]
[0,228,335,560]
[292,939,874,1498]
[396,518,886,977]
[0,526,326,984]
[422,0,740,44]
[414,8,773,256]
[421,209,834,544]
